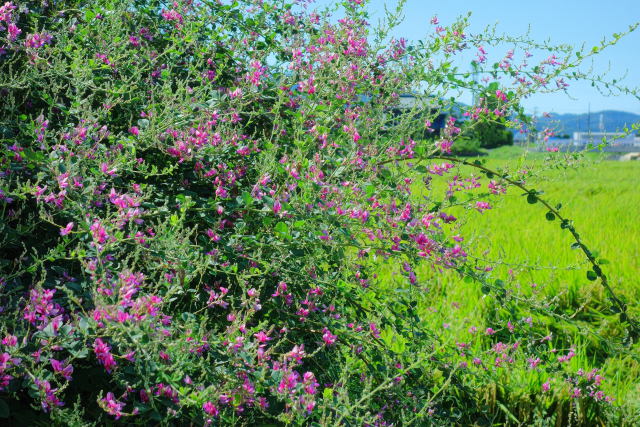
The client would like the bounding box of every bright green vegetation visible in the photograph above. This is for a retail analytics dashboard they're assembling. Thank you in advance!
[374,146,640,423]
[460,146,639,316]
[443,147,639,419]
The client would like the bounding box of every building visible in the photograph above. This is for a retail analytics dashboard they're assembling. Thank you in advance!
[572,132,639,147]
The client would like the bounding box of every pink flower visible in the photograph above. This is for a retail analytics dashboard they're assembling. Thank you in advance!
[558,348,576,363]
[0,2,17,23]
[495,90,508,102]
[93,338,117,373]
[25,32,52,49]
[161,8,183,24]
[507,321,515,332]
[50,359,73,381]
[34,379,64,412]
[542,381,550,392]
[7,23,20,41]
[475,201,491,213]
[129,126,140,136]
[60,222,74,236]
[369,323,381,339]
[2,335,17,347]
[203,401,219,417]
[101,392,125,419]
[437,139,453,153]
[322,328,337,346]
[527,357,541,370]
[100,162,117,176]
[273,199,282,215]
[254,331,270,343]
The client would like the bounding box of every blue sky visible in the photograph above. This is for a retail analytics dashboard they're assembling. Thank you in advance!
[311,0,640,115]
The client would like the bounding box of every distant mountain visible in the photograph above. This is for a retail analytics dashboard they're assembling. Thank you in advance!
[533,110,640,136]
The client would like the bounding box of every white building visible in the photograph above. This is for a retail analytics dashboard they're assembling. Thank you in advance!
[572,132,640,147]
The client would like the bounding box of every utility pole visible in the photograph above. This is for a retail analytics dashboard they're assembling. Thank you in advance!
[532,107,538,146]
[471,68,479,106]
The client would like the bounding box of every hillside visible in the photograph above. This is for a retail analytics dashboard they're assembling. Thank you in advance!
[534,110,640,135]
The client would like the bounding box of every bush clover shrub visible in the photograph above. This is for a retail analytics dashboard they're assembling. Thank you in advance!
[0,0,638,425]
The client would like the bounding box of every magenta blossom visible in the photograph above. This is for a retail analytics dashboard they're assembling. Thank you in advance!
[203,401,219,417]
[59,222,74,236]
[50,359,73,381]
[93,338,117,373]
[101,392,125,419]
[25,32,52,49]
[322,328,337,346]
[7,22,20,41]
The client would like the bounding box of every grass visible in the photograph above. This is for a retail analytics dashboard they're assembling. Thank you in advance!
[373,145,640,423]
[459,146,640,419]
[457,146,640,315]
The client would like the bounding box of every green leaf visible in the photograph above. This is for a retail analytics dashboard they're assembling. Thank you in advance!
[545,212,555,221]
[586,270,598,281]
[365,184,376,198]
[241,191,253,207]
[414,165,428,173]
[526,194,537,204]
[274,222,289,234]
[42,322,57,338]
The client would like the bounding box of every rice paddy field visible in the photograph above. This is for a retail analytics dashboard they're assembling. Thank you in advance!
[448,146,640,313]
[374,146,640,423]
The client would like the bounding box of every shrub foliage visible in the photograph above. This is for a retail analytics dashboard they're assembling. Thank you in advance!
[0,0,637,425]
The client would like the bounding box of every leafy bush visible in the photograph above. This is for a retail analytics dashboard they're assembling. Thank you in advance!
[0,0,637,425]
[449,137,482,156]
[470,83,515,149]
[474,122,514,148]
